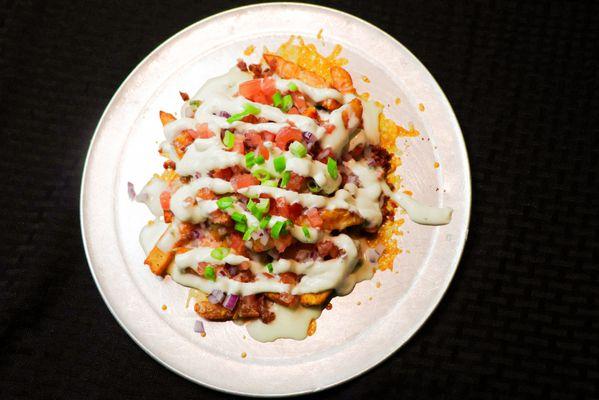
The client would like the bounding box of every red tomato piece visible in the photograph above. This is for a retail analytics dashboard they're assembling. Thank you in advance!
[232,134,245,154]
[275,127,303,150]
[257,144,270,160]
[285,173,305,192]
[212,168,233,180]
[231,174,259,189]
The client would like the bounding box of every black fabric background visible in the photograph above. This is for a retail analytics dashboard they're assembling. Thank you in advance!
[1,1,598,398]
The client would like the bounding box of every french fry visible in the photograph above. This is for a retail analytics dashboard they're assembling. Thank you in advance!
[299,290,332,306]
[144,245,174,276]
[159,110,176,126]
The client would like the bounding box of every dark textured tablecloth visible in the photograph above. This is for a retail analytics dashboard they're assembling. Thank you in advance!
[1,1,597,398]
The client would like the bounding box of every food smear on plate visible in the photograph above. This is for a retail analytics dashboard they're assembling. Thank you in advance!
[136,37,452,342]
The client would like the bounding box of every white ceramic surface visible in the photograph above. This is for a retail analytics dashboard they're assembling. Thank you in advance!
[80,3,470,396]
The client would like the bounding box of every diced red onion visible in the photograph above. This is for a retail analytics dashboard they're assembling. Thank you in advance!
[226,265,239,276]
[190,229,202,240]
[194,172,202,179]
[365,248,380,264]
[193,320,205,334]
[127,182,136,200]
[218,111,231,118]
[346,173,360,186]
[296,249,312,261]
[208,289,225,304]
[302,131,317,150]
[223,294,239,310]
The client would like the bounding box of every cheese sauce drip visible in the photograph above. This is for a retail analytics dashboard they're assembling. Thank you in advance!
[138,63,453,341]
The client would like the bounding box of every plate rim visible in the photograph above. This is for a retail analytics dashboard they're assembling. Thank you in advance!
[80,2,471,396]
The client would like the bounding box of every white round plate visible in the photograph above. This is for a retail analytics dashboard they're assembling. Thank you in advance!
[80,3,470,396]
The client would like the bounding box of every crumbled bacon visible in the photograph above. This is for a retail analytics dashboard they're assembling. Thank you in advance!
[236,59,248,71]
[316,240,341,260]
[179,91,190,101]
[248,63,263,78]
[366,145,392,172]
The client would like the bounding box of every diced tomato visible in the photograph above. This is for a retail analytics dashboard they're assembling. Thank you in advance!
[275,127,303,150]
[163,210,174,223]
[257,144,269,160]
[260,77,277,99]
[279,272,298,284]
[173,131,194,157]
[239,79,266,103]
[159,191,171,210]
[212,168,233,180]
[193,123,214,138]
[209,210,232,225]
[286,107,300,115]
[244,132,263,148]
[285,173,305,192]
[196,188,216,200]
[290,92,307,112]
[239,77,277,104]
[231,174,259,189]
[306,207,323,228]
[316,147,335,163]
[241,114,259,124]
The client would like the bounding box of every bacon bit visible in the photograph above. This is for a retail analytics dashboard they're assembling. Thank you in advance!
[209,210,232,226]
[229,232,247,256]
[211,168,234,180]
[302,106,319,120]
[241,114,260,124]
[231,174,259,190]
[279,272,298,284]
[244,132,263,148]
[290,92,307,112]
[287,107,300,114]
[321,98,341,111]
[196,188,216,200]
[231,134,246,154]
[306,207,323,228]
[273,234,293,252]
[285,173,305,192]
[163,160,176,170]
[316,240,340,259]
[248,63,263,78]
[163,210,174,223]
[159,191,171,210]
[236,59,248,71]
[179,91,190,101]
[173,131,195,157]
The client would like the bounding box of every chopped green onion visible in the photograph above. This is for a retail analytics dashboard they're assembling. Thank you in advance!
[270,221,286,239]
[243,103,261,115]
[272,92,283,108]
[255,154,265,165]
[327,157,338,179]
[231,212,247,223]
[259,215,271,229]
[280,171,290,188]
[252,168,271,181]
[223,130,235,149]
[216,196,234,210]
[289,141,307,158]
[302,226,311,239]
[263,179,279,187]
[245,152,256,168]
[281,94,293,112]
[274,156,286,172]
[288,82,298,91]
[242,225,255,241]
[234,222,247,233]
[210,247,230,260]
[266,263,273,273]
[204,265,216,281]
[226,103,261,123]
[308,180,321,193]
[189,100,201,107]
[247,199,263,220]
[256,198,270,213]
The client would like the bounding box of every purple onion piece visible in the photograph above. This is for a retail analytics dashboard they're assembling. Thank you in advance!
[302,131,317,150]
[218,111,231,118]
[193,320,205,334]
[208,289,225,304]
[223,294,239,310]
[127,182,136,201]
[226,265,239,276]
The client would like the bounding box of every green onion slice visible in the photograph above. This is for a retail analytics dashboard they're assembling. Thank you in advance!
[272,92,283,108]
[259,215,271,229]
[270,221,285,239]
[302,226,311,238]
[204,265,216,281]
[223,130,235,149]
[273,156,286,173]
[308,180,321,193]
[266,263,274,273]
[216,196,234,210]
[327,157,338,179]
[210,247,230,260]
[280,171,290,188]
[252,168,271,181]
[231,212,247,223]
[281,94,293,112]
[289,141,307,158]
[288,82,298,91]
